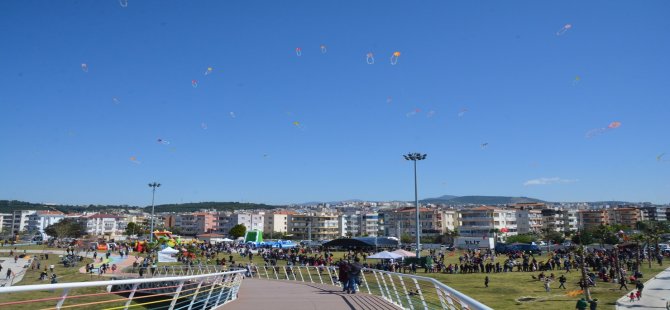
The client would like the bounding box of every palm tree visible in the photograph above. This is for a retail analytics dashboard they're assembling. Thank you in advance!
[631,233,645,272]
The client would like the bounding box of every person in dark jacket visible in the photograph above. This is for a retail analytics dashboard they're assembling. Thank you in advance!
[338,261,350,292]
[347,258,363,294]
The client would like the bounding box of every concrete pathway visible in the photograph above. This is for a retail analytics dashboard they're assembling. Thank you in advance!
[0,256,33,287]
[616,265,670,310]
[224,278,399,310]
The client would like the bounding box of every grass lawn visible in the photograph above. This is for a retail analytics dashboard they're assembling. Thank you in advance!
[219,249,668,310]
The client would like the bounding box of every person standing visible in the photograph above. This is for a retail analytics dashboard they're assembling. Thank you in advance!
[484,276,489,288]
[347,258,363,294]
[544,278,552,292]
[588,298,598,310]
[5,268,12,280]
[619,276,628,290]
[635,280,644,298]
[338,261,350,292]
[576,297,588,310]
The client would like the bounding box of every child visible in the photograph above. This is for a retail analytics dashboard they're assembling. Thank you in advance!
[636,290,641,301]
[629,292,636,302]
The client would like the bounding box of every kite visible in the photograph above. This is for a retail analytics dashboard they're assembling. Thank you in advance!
[458,108,468,117]
[481,143,489,149]
[296,47,302,57]
[292,121,300,126]
[157,139,170,145]
[230,112,236,118]
[81,63,88,72]
[366,52,375,65]
[191,80,198,88]
[112,97,120,104]
[556,24,572,36]
[204,67,213,75]
[320,45,327,54]
[574,75,581,85]
[406,109,420,117]
[585,121,621,138]
[119,0,128,7]
[390,51,401,65]
[426,110,436,118]
[386,96,392,103]
[201,122,208,130]
[565,290,583,297]
[658,153,666,162]
[129,156,140,164]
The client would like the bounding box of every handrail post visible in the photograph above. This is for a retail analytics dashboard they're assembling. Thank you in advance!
[387,273,403,308]
[215,275,229,306]
[123,283,140,310]
[202,276,219,309]
[379,271,392,302]
[411,278,428,310]
[325,265,335,285]
[187,278,205,310]
[398,275,414,310]
[361,271,371,294]
[55,288,69,310]
[434,285,449,310]
[316,266,324,284]
[306,266,314,283]
[372,270,386,299]
[297,266,305,282]
[283,266,290,280]
[168,280,186,310]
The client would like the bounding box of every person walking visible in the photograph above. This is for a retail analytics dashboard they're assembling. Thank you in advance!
[338,261,350,292]
[559,275,567,289]
[588,298,598,310]
[544,278,552,292]
[629,292,636,302]
[484,276,489,288]
[576,297,588,310]
[347,258,363,294]
[618,276,628,290]
[635,280,644,298]
[5,268,12,280]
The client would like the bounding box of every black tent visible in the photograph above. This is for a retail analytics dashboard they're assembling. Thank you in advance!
[322,237,399,249]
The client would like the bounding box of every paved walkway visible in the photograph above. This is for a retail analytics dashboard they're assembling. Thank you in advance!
[616,265,670,310]
[0,256,33,287]
[224,278,398,310]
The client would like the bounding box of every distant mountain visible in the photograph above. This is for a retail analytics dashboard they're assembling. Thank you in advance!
[420,195,545,205]
[297,199,364,206]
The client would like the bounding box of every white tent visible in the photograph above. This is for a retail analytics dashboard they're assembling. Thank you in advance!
[392,249,416,257]
[158,246,179,263]
[367,251,403,260]
[221,238,234,242]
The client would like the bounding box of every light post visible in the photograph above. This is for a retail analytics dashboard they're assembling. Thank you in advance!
[148,182,161,242]
[404,152,427,258]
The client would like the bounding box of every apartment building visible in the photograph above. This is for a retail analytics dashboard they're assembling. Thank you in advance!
[28,211,65,239]
[458,206,517,241]
[380,207,450,238]
[11,210,37,233]
[0,213,12,233]
[81,214,122,236]
[216,212,264,235]
[639,206,667,222]
[164,212,216,236]
[578,210,609,230]
[287,212,340,241]
[341,210,379,237]
[263,211,295,236]
[609,208,642,229]
[516,209,543,234]
[541,208,578,233]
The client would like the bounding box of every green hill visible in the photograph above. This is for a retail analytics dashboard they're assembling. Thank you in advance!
[147,201,282,213]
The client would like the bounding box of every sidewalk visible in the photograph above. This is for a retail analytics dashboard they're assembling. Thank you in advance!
[616,265,670,310]
[0,256,33,287]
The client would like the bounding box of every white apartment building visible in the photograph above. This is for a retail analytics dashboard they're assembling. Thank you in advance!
[81,214,122,236]
[0,213,12,233]
[216,212,264,235]
[263,211,294,236]
[443,210,459,232]
[458,206,517,241]
[380,207,450,238]
[28,211,66,239]
[341,210,379,237]
[12,210,37,233]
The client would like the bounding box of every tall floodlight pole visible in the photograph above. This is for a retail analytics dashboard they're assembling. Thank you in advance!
[148,182,161,242]
[404,153,427,259]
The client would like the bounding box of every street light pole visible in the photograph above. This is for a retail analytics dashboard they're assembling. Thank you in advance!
[148,182,161,243]
[404,152,427,259]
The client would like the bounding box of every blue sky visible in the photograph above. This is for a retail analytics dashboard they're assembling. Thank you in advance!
[1,1,669,206]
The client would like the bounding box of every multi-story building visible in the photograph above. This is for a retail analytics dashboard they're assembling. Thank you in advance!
[458,206,517,241]
[0,213,13,233]
[609,208,642,229]
[81,214,122,236]
[381,207,450,239]
[578,210,609,230]
[516,209,543,234]
[341,210,379,237]
[639,206,667,222]
[443,210,459,232]
[216,212,264,236]
[263,211,295,237]
[27,211,65,239]
[165,212,216,236]
[287,212,340,241]
[562,209,578,232]
[541,209,564,233]
[12,210,37,234]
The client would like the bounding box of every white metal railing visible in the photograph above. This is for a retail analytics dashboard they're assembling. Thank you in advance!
[0,269,246,310]
[251,265,493,310]
[123,264,233,278]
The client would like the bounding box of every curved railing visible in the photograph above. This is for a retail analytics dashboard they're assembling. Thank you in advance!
[0,269,246,310]
[251,265,493,310]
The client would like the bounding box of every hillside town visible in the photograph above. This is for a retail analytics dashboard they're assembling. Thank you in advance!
[3,201,668,244]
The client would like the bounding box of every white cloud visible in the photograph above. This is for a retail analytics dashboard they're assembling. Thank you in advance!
[523,177,578,186]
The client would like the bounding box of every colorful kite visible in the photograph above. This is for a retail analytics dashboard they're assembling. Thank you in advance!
[585,121,621,138]
[390,51,401,65]
[458,108,468,117]
[112,97,120,104]
[320,45,327,54]
[81,63,88,72]
[296,47,302,57]
[657,153,666,162]
[157,139,170,145]
[230,112,236,118]
[366,52,374,65]
[201,122,208,130]
[119,0,128,8]
[481,143,489,149]
[204,67,213,75]
[191,80,198,88]
[129,156,140,164]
